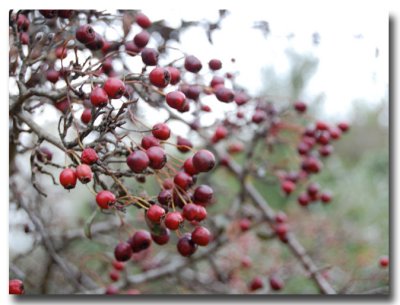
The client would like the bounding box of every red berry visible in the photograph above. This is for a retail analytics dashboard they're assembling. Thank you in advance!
[58,10,74,19]
[86,33,104,51]
[9,279,24,295]
[215,87,234,103]
[249,276,263,291]
[136,13,152,28]
[182,203,199,221]
[281,180,295,195]
[152,123,170,140]
[208,59,222,70]
[275,212,288,223]
[59,168,77,189]
[213,125,228,141]
[302,156,322,174]
[338,122,350,132]
[307,183,320,196]
[90,87,109,107]
[37,147,53,162]
[129,230,152,253]
[54,98,70,113]
[112,260,125,271]
[183,157,199,176]
[191,226,211,246]
[147,205,166,224]
[164,211,184,230]
[177,136,193,153]
[46,69,60,84]
[317,131,331,145]
[39,10,57,18]
[184,55,202,73]
[174,172,193,190]
[294,101,307,113]
[297,142,310,155]
[177,234,197,257]
[104,78,126,99]
[17,14,30,31]
[127,150,149,173]
[105,285,118,295]
[133,30,150,48]
[241,256,252,268]
[141,135,160,149]
[252,110,267,123]
[319,145,333,157]
[149,67,170,88]
[192,149,215,172]
[55,47,68,59]
[76,25,96,44]
[275,223,289,240]
[76,164,93,184]
[166,91,186,110]
[166,67,181,85]
[234,92,250,106]
[109,270,120,282]
[379,255,389,268]
[195,205,207,221]
[19,32,29,45]
[193,185,213,204]
[316,120,329,131]
[162,178,174,190]
[157,189,172,206]
[114,242,132,262]
[141,48,159,66]
[320,191,332,203]
[146,146,167,170]
[125,41,142,55]
[329,128,342,140]
[151,228,170,245]
[297,193,310,206]
[96,190,116,209]
[81,108,92,124]
[269,275,284,291]
[81,148,99,165]
[186,85,202,100]
[239,218,251,231]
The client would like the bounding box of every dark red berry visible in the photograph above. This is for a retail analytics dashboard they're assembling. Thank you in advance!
[114,242,132,262]
[55,47,68,59]
[81,108,92,124]
[112,260,125,271]
[166,91,186,110]
[125,41,142,55]
[193,185,213,204]
[37,147,52,162]
[90,87,109,107]
[269,275,284,291]
[129,230,152,253]
[39,10,57,18]
[184,55,202,73]
[174,172,193,190]
[297,193,310,206]
[294,101,307,113]
[127,150,149,173]
[19,32,29,45]
[320,192,332,203]
[249,276,263,291]
[234,92,250,106]
[96,190,116,209]
[182,203,199,221]
[195,206,207,221]
[76,25,96,44]
[213,125,228,142]
[239,218,251,231]
[86,33,104,51]
[136,13,152,28]
[317,131,331,145]
[105,285,118,295]
[208,59,222,70]
[109,270,120,282]
[215,87,234,103]
[338,122,350,132]
[152,123,170,140]
[191,226,211,246]
[316,120,329,131]
[281,180,295,195]
[302,156,322,174]
[192,149,215,172]
[307,183,320,196]
[186,85,202,100]
[183,157,199,176]
[151,228,170,245]
[76,164,92,184]
[166,67,181,85]
[104,78,126,99]
[59,168,77,189]
[157,189,172,206]
[177,136,193,153]
[164,211,183,230]
[149,67,170,88]
[147,205,166,223]
[177,234,197,257]
[162,178,174,190]
[379,255,389,268]
[9,279,24,295]
[58,10,74,19]
[133,31,150,48]
[329,128,342,140]
[252,110,267,123]
[46,69,60,83]
[319,145,333,157]
[54,98,70,113]
[141,135,160,149]
[141,48,159,66]
[146,146,167,170]
[81,148,99,165]
[275,211,288,223]
[275,223,289,240]
[17,14,30,32]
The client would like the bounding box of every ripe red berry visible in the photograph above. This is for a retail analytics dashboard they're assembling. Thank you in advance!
[275,223,289,240]
[269,275,284,291]
[109,270,120,282]
[152,123,170,140]
[81,148,99,165]
[249,276,263,291]
[37,147,53,162]
[174,172,193,190]
[147,205,166,223]
[297,142,310,155]
[105,285,118,295]
[141,48,159,66]
[379,255,389,268]
[191,226,211,246]
[275,211,288,223]
[177,136,193,153]
[166,67,181,85]
[151,228,170,245]
[241,256,252,268]
[177,234,197,257]
[141,135,160,149]
[86,33,104,51]
[184,55,202,73]
[96,190,116,209]
[76,164,93,184]
[58,10,74,19]
[90,87,109,107]
[234,92,250,106]
[76,25,96,44]
[104,78,126,99]
[208,59,222,70]
[136,13,152,28]
[112,260,125,271]
[294,101,307,113]
[192,149,215,172]
[54,98,70,113]
[215,86,234,103]
[164,211,184,230]
[338,122,350,132]
[281,180,295,195]
[195,205,207,221]
[81,108,92,124]
[297,193,310,206]
[125,41,142,55]
[252,110,267,123]
[39,10,57,18]
[9,279,24,295]
[320,192,332,203]
[114,242,132,262]
[329,128,342,140]
[317,131,331,145]
[183,157,199,176]
[213,125,228,142]
[59,168,77,189]
[133,30,150,48]
[129,230,152,253]
[19,32,29,45]
[127,150,150,173]
[17,14,30,32]
[162,178,174,190]
[46,69,60,84]
[55,47,68,59]
[182,203,199,221]
[302,156,322,174]
[319,145,333,157]
[166,91,186,110]
[193,185,213,204]
[239,218,251,231]
[307,183,320,196]
[149,67,170,88]
[146,146,167,170]
[316,120,329,131]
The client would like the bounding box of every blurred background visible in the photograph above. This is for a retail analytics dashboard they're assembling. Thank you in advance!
[9,7,388,294]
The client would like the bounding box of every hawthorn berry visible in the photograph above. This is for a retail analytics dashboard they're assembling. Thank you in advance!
[112,260,125,271]
[136,13,152,28]
[9,279,24,295]
[149,67,170,88]
[275,223,289,241]
[193,185,213,204]
[164,211,184,230]
[46,69,60,84]
[127,150,150,173]
[177,136,193,153]
[81,108,92,124]
[297,193,310,206]
[166,66,181,85]
[186,85,202,100]
[90,87,109,107]
[17,14,30,32]
[234,92,250,106]
[275,211,288,224]
[215,86,235,103]
[281,180,296,195]
[114,242,132,262]
[319,145,333,157]
[96,190,116,209]
[109,270,120,282]
[54,98,70,113]
[76,25,96,44]
[141,48,159,66]
[195,206,207,221]
[294,101,307,113]
[104,78,126,99]
[269,275,284,291]
[151,228,170,245]
[182,203,199,221]
[208,59,222,70]
[191,226,211,246]
[307,183,320,196]
[19,32,29,45]
[320,192,332,203]
[81,148,99,165]
[152,123,170,140]
[183,157,199,176]
[39,10,57,18]
[76,164,93,184]
[58,10,74,19]
[166,91,186,110]
[158,189,172,206]
[184,55,202,73]
[55,47,68,59]
[192,149,215,172]
[141,135,160,149]
[147,204,166,224]
[316,120,329,131]
[133,30,150,48]
[177,234,197,257]
[37,147,53,163]
[379,255,389,268]
[125,41,142,55]
[59,168,77,189]
[252,110,267,123]
[249,276,263,291]
[105,285,118,295]
[239,218,251,231]
[129,230,152,253]
[174,171,193,190]
[146,146,167,170]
